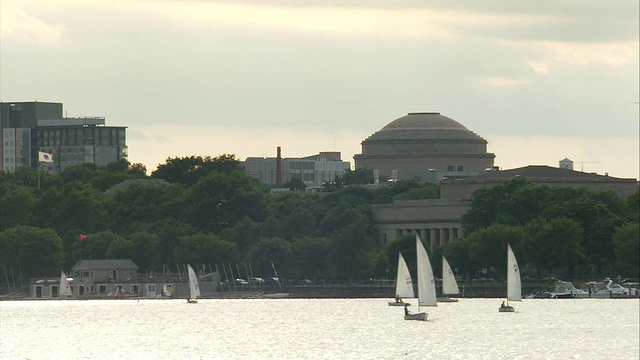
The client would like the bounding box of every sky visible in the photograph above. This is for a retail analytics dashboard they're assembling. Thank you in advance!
[1,0,638,179]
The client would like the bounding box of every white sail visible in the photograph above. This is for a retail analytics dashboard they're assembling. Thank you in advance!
[506,243,522,302]
[442,256,460,296]
[187,264,201,299]
[59,271,72,297]
[395,252,415,299]
[416,235,437,307]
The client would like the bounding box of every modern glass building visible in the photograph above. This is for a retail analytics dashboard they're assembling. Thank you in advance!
[1,101,127,173]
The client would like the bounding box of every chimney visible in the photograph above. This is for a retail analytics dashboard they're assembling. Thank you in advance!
[276,146,282,185]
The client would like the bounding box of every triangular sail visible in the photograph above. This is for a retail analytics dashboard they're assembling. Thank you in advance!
[59,271,72,297]
[416,235,437,307]
[187,264,201,298]
[271,259,283,289]
[442,256,460,296]
[506,243,521,302]
[395,252,415,299]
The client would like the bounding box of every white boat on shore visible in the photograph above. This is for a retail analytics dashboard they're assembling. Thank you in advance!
[548,280,589,299]
[586,279,638,298]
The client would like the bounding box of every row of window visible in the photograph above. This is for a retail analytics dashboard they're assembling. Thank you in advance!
[447,165,465,172]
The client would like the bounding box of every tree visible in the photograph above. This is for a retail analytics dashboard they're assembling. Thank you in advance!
[331,214,379,280]
[185,170,266,233]
[281,176,306,191]
[543,198,622,276]
[0,184,36,231]
[107,181,186,233]
[243,237,292,278]
[461,177,537,233]
[290,236,332,281]
[467,224,526,279]
[522,218,584,278]
[335,168,374,185]
[150,154,243,187]
[442,238,475,281]
[173,233,236,266]
[34,181,109,236]
[0,226,64,278]
[613,223,640,277]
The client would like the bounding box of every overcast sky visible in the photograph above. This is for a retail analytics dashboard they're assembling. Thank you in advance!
[2,0,638,178]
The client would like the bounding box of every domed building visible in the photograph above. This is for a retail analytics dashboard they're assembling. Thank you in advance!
[354,112,495,182]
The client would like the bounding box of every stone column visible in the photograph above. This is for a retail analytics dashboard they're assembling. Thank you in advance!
[429,228,437,249]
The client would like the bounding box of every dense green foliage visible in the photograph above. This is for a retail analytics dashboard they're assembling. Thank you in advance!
[1,157,637,285]
[454,178,638,279]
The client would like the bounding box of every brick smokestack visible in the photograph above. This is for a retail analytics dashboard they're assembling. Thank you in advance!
[276,146,282,185]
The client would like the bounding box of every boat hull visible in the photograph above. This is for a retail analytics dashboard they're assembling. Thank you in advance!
[263,293,290,299]
[499,306,514,312]
[404,312,428,321]
[437,297,459,303]
[388,301,411,306]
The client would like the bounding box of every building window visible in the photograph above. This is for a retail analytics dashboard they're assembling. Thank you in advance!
[89,270,95,279]
[457,165,464,172]
[109,270,117,278]
[131,284,140,294]
[447,165,454,171]
[90,284,95,292]
[98,285,107,293]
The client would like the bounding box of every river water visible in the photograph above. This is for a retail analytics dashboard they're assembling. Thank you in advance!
[1,298,638,359]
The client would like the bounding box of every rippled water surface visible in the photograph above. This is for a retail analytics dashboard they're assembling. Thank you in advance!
[1,298,638,359]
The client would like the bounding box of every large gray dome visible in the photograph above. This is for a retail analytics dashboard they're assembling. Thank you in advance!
[354,112,495,182]
[365,112,485,142]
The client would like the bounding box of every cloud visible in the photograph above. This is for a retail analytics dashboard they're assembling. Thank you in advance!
[0,6,65,45]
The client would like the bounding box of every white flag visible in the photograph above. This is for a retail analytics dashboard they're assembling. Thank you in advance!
[38,151,54,163]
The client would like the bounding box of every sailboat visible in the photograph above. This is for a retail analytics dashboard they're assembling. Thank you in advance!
[405,235,437,321]
[388,252,414,306]
[499,243,521,312]
[438,256,460,302]
[263,260,289,299]
[186,264,201,303]
[59,271,72,298]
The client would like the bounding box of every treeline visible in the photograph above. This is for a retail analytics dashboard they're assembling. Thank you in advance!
[0,156,439,283]
[1,156,638,285]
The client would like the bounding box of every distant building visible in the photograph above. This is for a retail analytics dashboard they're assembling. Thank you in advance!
[1,101,127,173]
[354,112,495,182]
[30,259,219,298]
[244,146,350,186]
[440,165,638,200]
[373,165,638,246]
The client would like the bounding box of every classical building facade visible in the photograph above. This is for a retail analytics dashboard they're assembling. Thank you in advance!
[354,112,495,182]
[373,199,470,248]
[367,113,638,247]
[1,101,127,173]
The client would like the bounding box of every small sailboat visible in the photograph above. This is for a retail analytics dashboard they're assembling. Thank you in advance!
[186,264,201,303]
[405,235,437,321]
[438,256,460,302]
[59,271,72,298]
[499,243,521,312]
[388,252,414,306]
